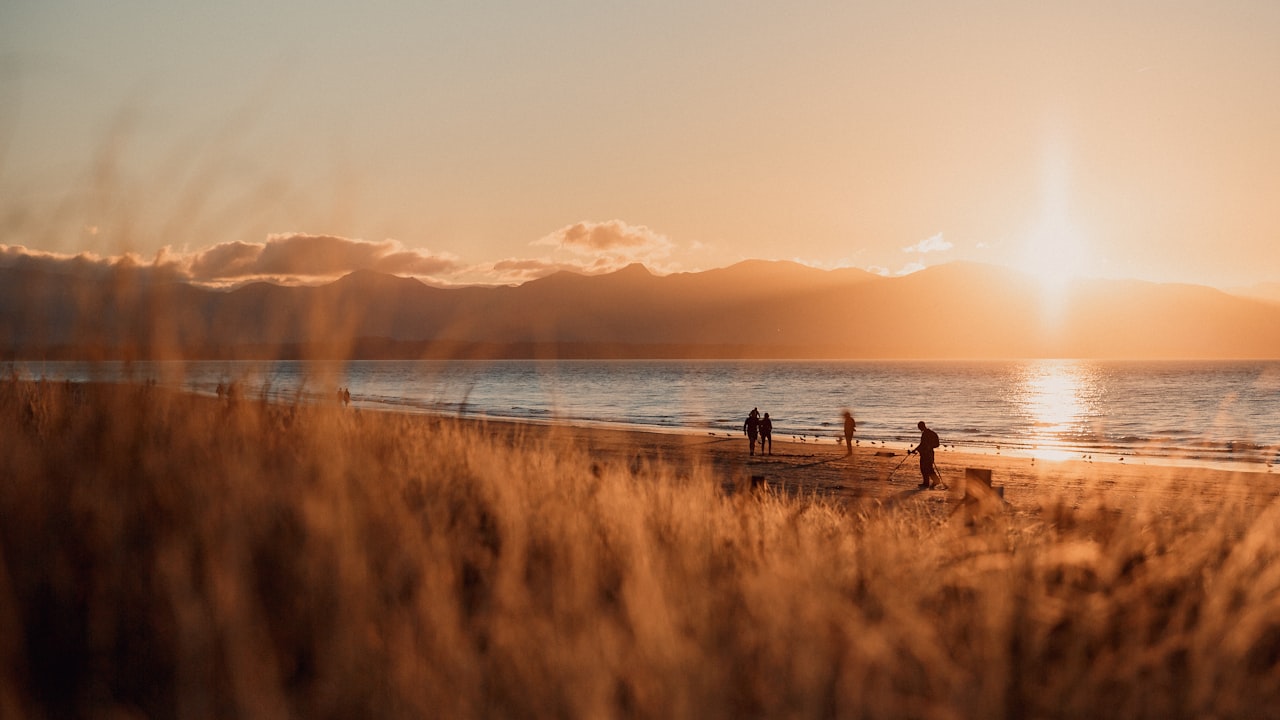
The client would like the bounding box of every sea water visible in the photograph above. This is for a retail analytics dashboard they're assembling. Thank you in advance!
[10,359,1280,469]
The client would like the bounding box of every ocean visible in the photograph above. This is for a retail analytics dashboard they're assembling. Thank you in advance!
[10,359,1280,470]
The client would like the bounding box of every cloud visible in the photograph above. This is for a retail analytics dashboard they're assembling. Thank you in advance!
[188,241,262,279]
[0,244,184,282]
[188,233,461,282]
[490,258,566,274]
[902,232,953,254]
[519,219,682,279]
[1,244,100,270]
[867,262,929,276]
[536,220,672,254]
[376,250,459,276]
[484,257,591,285]
[253,234,395,276]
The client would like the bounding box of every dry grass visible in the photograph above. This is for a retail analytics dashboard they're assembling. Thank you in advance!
[2,378,1280,719]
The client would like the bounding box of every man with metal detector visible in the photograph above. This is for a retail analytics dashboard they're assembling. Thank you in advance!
[908,420,942,490]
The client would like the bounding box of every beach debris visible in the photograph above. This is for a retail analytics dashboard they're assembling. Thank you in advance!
[952,467,1006,525]
[724,473,770,496]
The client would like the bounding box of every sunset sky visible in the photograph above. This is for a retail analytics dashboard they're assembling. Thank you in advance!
[3,1,1278,290]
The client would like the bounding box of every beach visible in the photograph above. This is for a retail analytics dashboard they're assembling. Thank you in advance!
[20,358,1279,468]
[468,414,1278,518]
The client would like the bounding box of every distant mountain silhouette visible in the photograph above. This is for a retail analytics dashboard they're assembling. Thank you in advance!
[1,260,1277,359]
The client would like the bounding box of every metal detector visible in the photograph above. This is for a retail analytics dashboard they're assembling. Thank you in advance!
[886,447,914,482]
[929,459,951,491]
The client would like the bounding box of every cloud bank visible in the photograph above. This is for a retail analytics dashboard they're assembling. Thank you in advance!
[1,235,462,287]
[0,244,186,281]
[190,234,461,281]
[1,219,692,287]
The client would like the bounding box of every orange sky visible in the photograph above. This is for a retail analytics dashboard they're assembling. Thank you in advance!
[2,2,1278,290]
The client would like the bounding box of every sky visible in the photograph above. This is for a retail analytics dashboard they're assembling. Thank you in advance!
[2,1,1279,290]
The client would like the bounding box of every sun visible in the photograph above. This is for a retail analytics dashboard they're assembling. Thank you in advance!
[1018,215,1089,329]
[1020,216,1088,294]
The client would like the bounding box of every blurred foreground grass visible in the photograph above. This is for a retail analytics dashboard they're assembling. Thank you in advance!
[2,378,1279,719]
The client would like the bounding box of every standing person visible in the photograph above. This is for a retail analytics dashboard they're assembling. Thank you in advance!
[842,410,856,454]
[908,421,942,489]
[760,412,773,455]
[744,408,760,456]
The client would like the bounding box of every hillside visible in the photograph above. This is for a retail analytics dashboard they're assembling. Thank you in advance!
[1,260,1277,359]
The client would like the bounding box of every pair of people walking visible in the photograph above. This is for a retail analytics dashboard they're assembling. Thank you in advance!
[743,407,773,456]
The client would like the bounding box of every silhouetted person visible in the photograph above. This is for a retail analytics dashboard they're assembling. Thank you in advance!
[744,408,760,456]
[842,410,856,454]
[343,388,351,406]
[908,420,941,489]
[760,412,773,455]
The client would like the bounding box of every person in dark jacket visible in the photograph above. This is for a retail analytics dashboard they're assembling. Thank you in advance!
[908,420,942,489]
[743,408,760,456]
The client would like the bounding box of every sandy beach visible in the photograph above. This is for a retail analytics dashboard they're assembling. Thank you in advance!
[459,414,1279,519]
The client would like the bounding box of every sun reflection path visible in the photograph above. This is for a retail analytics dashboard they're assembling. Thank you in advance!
[1016,360,1100,461]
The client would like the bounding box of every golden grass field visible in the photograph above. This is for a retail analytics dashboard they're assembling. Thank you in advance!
[2,378,1280,718]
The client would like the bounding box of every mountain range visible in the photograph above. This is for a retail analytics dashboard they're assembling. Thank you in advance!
[2,259,1277,360]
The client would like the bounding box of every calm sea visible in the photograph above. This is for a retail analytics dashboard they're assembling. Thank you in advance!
[10,359,1280,469]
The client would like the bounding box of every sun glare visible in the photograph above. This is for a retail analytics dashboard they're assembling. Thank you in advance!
[1024,361,1086,429]
[1020,128,1090,316]
[1016,359,1100,462]
[1021,219,1087,292]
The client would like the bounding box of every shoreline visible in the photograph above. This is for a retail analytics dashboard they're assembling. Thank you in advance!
[351,398,1278,477]
[13,359,1279,471]
[17,378,1278,514]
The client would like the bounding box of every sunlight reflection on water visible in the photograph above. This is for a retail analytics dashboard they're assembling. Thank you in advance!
[1009,360,1106,461]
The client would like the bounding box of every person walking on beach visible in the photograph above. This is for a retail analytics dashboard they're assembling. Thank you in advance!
[744,408,761,456]
[908,420,942,489]
[842,410,856,454]
[760,412,773,455]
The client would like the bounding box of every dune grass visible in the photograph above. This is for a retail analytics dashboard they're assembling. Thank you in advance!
[2,377,1279,719]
